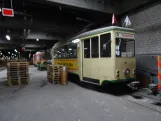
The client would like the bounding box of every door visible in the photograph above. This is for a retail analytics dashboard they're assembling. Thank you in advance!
[82,37,100,84]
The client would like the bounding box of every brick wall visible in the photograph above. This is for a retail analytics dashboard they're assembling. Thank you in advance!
[122,3,161,54]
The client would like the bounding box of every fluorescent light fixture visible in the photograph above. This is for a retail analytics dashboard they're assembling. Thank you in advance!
[72,39,80,43]
[6,35,10,40]
[69,48,72,51]
[36,39,39,41]
[14,49,17,53]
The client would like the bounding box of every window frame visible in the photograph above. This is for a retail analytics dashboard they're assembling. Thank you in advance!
[115,38,135,58]
[83,38,91,58]
[91,36,99,58]
[99,32,112,58]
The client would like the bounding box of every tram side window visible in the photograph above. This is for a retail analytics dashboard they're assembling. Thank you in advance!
[55,49,61,59]
[54,50,58,59]
[91,37,99,58]
[60,45,68,59]
[84,39,90,58]
[100,33,111,57]
[54,50,60,59]
[116,38,135,57]
[68,43,77,58]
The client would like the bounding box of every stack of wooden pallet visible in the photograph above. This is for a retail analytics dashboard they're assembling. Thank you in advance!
[7,62,29,86]
[47,65,62,84]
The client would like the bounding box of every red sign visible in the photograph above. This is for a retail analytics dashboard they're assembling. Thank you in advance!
[2,8,14,17]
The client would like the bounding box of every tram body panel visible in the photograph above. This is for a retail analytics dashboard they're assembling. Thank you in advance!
[54,59,79,75]
[98,58,115,85]
[115,58,136,81]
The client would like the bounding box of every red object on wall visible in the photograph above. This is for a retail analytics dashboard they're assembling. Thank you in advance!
[2,8,14,17]
[21,47,25,52]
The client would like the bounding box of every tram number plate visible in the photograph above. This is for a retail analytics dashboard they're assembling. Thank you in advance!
[116,32,134,39]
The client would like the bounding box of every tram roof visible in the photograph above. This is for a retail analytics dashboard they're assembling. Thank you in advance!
[54,26,135,47]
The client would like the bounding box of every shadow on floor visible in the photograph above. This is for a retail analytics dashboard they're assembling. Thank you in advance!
[152,102,161,106]
[40,80,48,87]
[131,95,143,99]
[0,80,8,86]
[70,79,134,96]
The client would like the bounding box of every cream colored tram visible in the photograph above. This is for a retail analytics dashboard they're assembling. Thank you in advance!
[52,26,136,86]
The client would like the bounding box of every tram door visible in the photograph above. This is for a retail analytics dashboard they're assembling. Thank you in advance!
[82,37,100,84]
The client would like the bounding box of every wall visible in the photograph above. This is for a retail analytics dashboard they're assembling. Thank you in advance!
[120,0,155,14]
[122,2,161,54]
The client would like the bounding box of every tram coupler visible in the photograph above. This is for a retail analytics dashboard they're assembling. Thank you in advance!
[127,81,140,91]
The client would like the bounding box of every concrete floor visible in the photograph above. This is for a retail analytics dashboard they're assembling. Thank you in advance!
[0,66,161,121]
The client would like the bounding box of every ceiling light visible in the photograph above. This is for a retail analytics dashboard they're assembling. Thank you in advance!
[72,39,80,43]
[0,8,1,12]
[69,48,72,51]
[36,39,39,41]
[6,35,10,40]
[14,49,17,53]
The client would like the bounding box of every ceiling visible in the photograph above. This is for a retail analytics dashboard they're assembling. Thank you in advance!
[0,0,158,53]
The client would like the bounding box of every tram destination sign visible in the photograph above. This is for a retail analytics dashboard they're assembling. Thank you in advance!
[116,32,134,39]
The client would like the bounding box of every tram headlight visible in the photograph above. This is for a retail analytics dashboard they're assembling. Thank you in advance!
[124,68,130,75]
[116,70,119,77]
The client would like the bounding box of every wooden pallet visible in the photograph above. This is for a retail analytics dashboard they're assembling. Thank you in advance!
[7,62,30,86]
[47,65,62,84]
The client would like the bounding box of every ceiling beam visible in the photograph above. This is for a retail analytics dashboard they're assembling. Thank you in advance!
[0,39,14,44]
[25,49,38,51]
[24,44,41,48]
[26,32,63,40]
[0,18,79,36]
[28,0,118,13]
[0,38,57,44]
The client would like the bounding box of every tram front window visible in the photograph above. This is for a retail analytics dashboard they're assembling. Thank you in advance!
[116,38,135,57]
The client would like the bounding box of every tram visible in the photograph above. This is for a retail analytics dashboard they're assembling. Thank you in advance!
[51,26,137,86]
[33,51,45,67]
